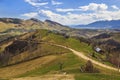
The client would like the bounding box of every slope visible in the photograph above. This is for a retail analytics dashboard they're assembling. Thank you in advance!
[0,29,120,80]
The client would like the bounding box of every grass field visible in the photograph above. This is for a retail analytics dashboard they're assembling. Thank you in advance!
[35,29,93,54]
[0,29,120,80]
[0,22,15,32]
[17,52,84,77]
[75,73,120,80]
[17,50,120,80]
[37,30,116,67]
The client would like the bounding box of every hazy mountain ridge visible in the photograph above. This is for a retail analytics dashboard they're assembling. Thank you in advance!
[0,18,71,42]
[0,18,70,32]
[0,18,120,41]
[75,20,120,29]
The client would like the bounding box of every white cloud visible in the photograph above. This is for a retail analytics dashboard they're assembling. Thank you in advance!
[79,3,108,11]
[56,8,81,12]
[56,3,108,12]
[39,10,94,25]
[39,9,120,25]
[51,0,63,5]
[22,2,120,25]
[111,5,119,10]
[25,0,48,7]
[21,12,38,18]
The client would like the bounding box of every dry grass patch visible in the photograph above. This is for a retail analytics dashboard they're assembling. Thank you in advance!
[11,74,75,80]
[0,55,57,78]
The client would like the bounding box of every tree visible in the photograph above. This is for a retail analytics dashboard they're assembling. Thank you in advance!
[92,52,95,57]
[106,47,110,61]
[58,62,64,71]
[85,60,94,73]
[118,54,120,72]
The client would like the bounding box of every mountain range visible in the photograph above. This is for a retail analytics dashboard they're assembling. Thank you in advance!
[0,18,120,40]
[74,20,120,29]
[0,18,70,32]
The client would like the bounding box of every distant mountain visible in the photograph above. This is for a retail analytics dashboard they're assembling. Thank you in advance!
[75,20,120,29]
[1,18,105,38]
[0,18,70,32]
[0,18,71,43]
[45,20,63,26]
[0,18,22,24]
[1,18,120,39]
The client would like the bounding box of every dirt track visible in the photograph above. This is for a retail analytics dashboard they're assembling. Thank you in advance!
[52,44,119,72]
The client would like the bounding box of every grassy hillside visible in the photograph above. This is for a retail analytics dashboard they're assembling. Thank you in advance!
[0,29,120,80]
[34,29,93,53]
[111,32,120,42]
[17,51,120,80]
[0,22,15,32]
[91,32,120,66]
[16,30,120,80]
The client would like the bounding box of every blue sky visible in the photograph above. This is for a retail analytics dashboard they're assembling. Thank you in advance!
[1,0,120,25]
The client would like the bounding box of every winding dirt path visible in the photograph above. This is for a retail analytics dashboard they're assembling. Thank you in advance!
[51,44,119,72]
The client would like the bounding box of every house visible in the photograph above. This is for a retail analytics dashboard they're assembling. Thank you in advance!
[95,47,102,53]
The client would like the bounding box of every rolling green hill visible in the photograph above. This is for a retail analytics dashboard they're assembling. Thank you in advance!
[0,29,120,80]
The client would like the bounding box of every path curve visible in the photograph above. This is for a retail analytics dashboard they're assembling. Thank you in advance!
[50,43,119,72]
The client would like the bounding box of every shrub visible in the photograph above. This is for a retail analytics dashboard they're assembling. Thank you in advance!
[80,60,99,73]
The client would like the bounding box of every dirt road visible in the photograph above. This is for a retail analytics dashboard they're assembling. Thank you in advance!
[52,44,118,71]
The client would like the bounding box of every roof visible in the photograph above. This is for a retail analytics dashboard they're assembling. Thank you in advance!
[95,47,101,52]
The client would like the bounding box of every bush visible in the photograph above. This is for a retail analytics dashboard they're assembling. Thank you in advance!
[85,60,94,72]
[80,60,99,73]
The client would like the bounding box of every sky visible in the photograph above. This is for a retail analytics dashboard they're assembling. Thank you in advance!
[1,0,120,25]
